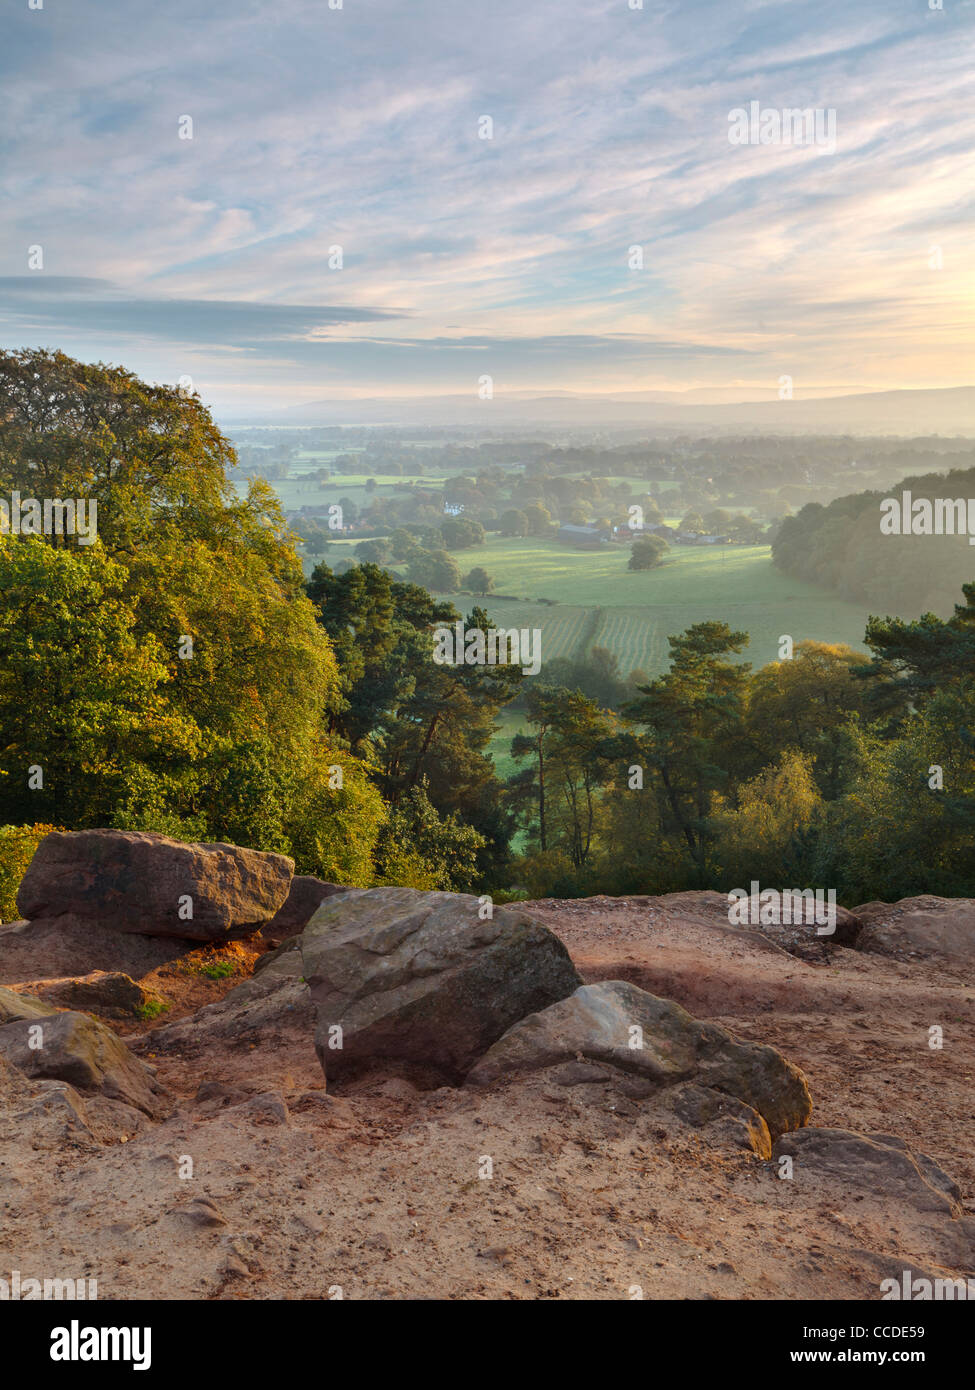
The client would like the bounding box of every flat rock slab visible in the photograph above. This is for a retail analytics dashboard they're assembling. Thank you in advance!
[16,829,293,941]
[301,887,583,1083]
[854,896,975,962]
[0,1010,172,1119]
[466,979,812,1139]
[773,1127,963,1216]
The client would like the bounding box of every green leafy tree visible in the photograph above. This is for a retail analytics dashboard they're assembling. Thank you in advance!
[500,508,529,537]
[628,534,668,570]
[441,516,485,550]
[465,566,494,596]
[623,622,751,877]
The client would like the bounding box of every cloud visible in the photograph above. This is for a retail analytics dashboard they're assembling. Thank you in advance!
[0,0,972,410]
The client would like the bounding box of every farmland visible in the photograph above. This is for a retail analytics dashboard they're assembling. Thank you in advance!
[320,533,875,677]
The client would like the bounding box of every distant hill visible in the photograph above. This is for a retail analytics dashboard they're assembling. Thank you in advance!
[228,385,975,436]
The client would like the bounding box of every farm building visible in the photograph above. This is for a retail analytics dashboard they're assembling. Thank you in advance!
[558,523,611,547]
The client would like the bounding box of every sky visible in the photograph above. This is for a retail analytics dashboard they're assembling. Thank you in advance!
[1,0,973,416]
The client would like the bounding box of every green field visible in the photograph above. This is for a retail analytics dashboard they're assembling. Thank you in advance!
[234,472,446,512]
[435,536,874,675]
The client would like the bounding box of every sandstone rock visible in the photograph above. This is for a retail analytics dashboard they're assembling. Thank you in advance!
[16,829,293,941]
[0,983,59,1025]
[33,972,161,1020]
[0,915,194,984]
[0,1010,172,1119]
[465,979,811,1138]
[772,1128,963,1215]
[853,897,975,962]
[301,887,583,1083]
[147,953,312,1055]
[671,1082,773,1158]
[264,875,346,938]
[252,936,301,977]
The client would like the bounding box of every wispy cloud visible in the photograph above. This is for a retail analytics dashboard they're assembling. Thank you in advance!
[1,0,973,410]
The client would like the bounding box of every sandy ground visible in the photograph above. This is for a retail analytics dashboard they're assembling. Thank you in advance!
[1,897,972,1301]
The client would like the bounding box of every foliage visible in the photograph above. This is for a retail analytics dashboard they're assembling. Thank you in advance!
[0,823,59,921]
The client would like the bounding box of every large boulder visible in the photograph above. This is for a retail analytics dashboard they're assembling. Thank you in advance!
[466,979,812,1139]
[773,1128,963,1216]
[0,1010,172,1118]
[301,887,583,1083]
[16,830,293,941]
[853,897,975,963]
[263,875,346,940]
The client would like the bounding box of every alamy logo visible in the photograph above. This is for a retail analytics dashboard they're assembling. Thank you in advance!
[728,882,837,935]
[50,1320,151,1371]
[728,101,836,153]
[880,491,975,544]
[881,1270,975,1300]
[0,1269,97,1300]
[432,621,542,676]
[0,491,98,545]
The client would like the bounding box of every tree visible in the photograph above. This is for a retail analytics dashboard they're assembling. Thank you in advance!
[465,566,495,596]
[0,348,234,558]
[821,683,975,901]
[500,508,529,537]
[389,527,419,561]
[305,572,520,877]
[355,538,392,565]
[304,527,329,557]
[373,784,485,891]
[407,548,461,592]
[743,641,869,796]
[623,622,751,877]
[710,749,822,888]
[628,534,668,570]
[523,502,553,536]
[680,510,705,533]
[0,538,199,830]
[510,685,617,874]
[0,350,370,868]
[539,647,630,709]
[441,516,485,550]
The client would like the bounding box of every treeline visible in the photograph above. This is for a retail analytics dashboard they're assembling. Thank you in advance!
[504,602,975,904]
[772,466,975,614]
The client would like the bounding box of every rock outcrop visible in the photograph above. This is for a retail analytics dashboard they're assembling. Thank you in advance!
[465,979,812,1138]
[773,1128,964,1216]
[0,983,59,1025]
[853,897,975,963]
[301,887,584,1082]
[0,1009,172,1119]
[32,971,162,1020]
[16,829,293,941]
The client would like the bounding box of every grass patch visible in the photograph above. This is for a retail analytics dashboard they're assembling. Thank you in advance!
[136,998,169,1021]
